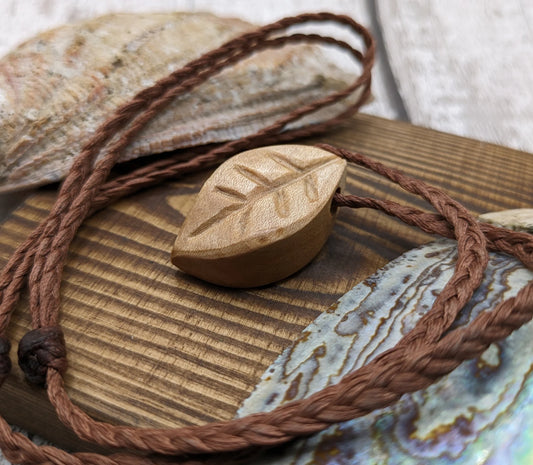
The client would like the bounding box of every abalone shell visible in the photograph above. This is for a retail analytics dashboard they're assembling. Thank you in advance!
[239,239,533,464]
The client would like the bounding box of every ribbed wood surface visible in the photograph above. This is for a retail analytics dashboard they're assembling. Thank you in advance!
[0,113,531,451]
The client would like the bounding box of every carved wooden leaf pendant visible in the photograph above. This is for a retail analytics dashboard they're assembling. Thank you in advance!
[171,145,346,287]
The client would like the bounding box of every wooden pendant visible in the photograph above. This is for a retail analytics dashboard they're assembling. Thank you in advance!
[171,145,346,287]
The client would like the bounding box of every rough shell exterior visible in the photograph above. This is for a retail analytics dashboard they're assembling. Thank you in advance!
[239,239,533,464]
[0,12,354,193]
[479,208,533,233]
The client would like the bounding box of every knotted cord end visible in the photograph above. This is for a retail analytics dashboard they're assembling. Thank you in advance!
[17,326,67,386]
[0,337,12,385]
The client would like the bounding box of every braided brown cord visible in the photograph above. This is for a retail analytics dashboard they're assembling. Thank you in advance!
[0,12,373,335]
[31,16,374,330]
[41,142,528,457]
[0,12,374,465]
[332,193,533,268]
[0,11,531,465]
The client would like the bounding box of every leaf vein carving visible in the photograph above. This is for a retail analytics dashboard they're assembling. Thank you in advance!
[304,173,319,202]
[274,188,290,218]
[190,203,242,237]
[239,205,252,235]
[269,151,305,173]
[192,157,339,238]
[234,164,271,186]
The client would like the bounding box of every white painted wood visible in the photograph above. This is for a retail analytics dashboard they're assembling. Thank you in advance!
[378,0,533,153]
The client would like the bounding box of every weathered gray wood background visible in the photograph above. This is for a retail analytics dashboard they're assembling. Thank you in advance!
[0,0,531,462]
[379,0,533,155]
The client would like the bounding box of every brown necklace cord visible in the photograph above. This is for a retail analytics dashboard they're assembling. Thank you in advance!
[0,12,375,465]
[0,13,530,465]
[26,22,373,333]
[40,150,533,465]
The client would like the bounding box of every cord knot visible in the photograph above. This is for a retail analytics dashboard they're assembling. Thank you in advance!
[17,326,67,385]
[0,337,11,385]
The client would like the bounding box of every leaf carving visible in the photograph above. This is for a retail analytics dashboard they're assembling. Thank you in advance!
[171,145,346,287]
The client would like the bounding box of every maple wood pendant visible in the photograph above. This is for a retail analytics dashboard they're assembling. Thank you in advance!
[171,145,346,287]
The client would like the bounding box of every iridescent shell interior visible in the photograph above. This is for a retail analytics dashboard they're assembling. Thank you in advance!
[239,239,533,464]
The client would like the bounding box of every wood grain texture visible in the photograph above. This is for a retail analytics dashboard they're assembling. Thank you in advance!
[171,145,347,287]
[0,113,531,452]
[378,0,533,153]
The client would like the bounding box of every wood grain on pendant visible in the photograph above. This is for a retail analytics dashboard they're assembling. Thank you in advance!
[0,114,532,452]
[171,145,347,287]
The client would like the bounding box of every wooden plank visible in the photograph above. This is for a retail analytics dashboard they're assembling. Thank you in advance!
[377,0,533,152]
[0,113,532,452]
